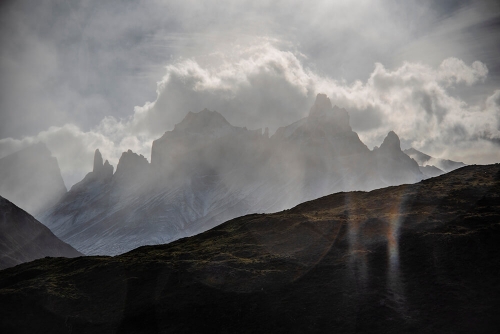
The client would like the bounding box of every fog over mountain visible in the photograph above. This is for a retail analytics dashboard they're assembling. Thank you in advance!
[0,0,499,188]
[38,94,425,255]
[1,3,499,332]
[0,143,66,215]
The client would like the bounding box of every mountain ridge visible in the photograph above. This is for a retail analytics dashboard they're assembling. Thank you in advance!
[40,94,426,255]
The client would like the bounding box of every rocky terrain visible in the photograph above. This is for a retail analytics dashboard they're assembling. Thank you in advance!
[40,94,425,255]
[0,196,81,270]
[0,142,67,215]
[1,164,498,333]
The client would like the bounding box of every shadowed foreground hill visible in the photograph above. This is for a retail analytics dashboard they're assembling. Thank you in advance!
[1,165,499,333]
[0,196,81,270]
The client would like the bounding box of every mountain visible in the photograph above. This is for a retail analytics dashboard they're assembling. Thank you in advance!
[0,196,81,270]
[0,143,67,215]
[373,131,423,185]
[404,147,466,173]
[418,165,445,178]
[1,164,499,333]
[40,94,424,255]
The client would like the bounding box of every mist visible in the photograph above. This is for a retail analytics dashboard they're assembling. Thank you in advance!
[0,0,499,188]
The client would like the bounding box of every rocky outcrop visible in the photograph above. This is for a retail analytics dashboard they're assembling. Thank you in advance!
[115,150,149,178]
[0,143,66,215]
[114,150,150,189]
[373,131,423,185]
[70,149,113,191]
[0,196,81,270]
[92,149,114,178]
[92,149,114,179]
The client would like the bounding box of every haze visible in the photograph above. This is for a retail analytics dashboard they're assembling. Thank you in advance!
[1,0,499,188]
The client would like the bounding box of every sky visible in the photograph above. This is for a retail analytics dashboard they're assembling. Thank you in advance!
[0,0,499,187]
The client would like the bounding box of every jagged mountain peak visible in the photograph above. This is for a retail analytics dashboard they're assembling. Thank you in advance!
[114,149,149,181]
[174,108,232,133]
[70,149,113,191]
[379,131,401,151]
[92,148,113,179]
[309,93,333,117]
[43,98,434,256]
[117,150,149,166]
[93,149,104,172]
[307,93,351,133]
[151,108,242,168]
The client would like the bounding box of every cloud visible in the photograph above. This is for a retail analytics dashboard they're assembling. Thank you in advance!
[0,123,153,188]
[7,0,497,139]
[438,58,488,86]
[127,45,499,166]
[1,43,498,187]
[130,43,317,135]
[326,58,497,154]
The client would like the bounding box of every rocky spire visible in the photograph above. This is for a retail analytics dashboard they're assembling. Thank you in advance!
[307,93,351,133]
[91,149,113,180]
[114,150,149,180]
[102,160,114,177]
[379,131,401,152]
[93,149,104,173]
[309,93,333,117]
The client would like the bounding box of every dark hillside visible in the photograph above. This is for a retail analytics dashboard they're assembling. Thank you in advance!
[1,164,499,333]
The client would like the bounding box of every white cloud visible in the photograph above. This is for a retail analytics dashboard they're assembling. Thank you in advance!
[0,123,153,188]
[325,58,497,156]
[1,43,498,187]
[129,43,318,135]
[135,44,497,160]
[438,58,488,86]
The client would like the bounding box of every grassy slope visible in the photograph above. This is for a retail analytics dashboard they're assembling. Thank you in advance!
[0,164,499,333]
